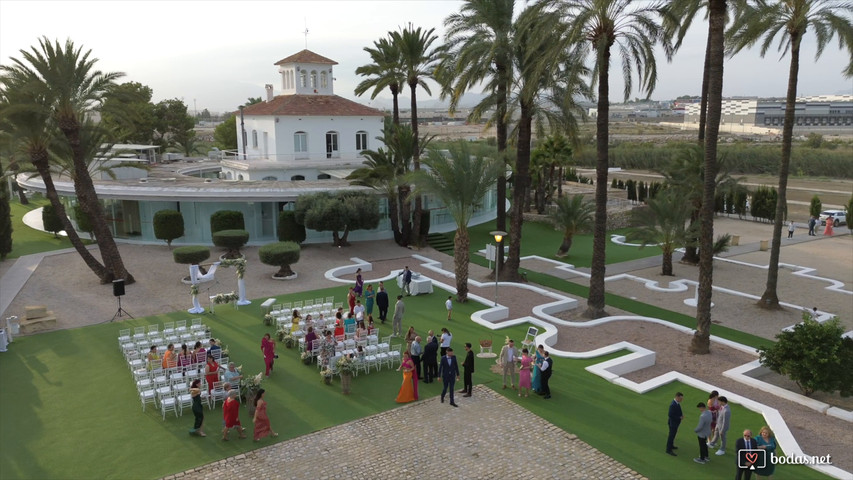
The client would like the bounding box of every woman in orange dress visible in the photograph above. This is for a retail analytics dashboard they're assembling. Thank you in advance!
[204,352,220,393]
[162,343,176,370]
[824,215,834,236]
[252,389,278,442]
[395,351,417,403]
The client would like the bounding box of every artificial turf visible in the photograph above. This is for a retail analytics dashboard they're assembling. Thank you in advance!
[0,286,827,479]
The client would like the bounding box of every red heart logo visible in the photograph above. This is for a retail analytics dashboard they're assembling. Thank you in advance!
[746,452,758,463]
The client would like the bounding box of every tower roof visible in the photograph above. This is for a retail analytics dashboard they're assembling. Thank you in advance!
[274,49,338,66]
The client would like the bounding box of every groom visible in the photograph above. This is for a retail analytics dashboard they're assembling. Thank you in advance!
[438,347,460,407]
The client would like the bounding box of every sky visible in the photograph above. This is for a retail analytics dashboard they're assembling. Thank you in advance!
[1,0,851,114]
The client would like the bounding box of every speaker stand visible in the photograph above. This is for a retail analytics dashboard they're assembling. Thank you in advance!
[111,296,133,322]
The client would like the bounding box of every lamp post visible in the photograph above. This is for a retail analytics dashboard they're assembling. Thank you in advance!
[490,230,507,306]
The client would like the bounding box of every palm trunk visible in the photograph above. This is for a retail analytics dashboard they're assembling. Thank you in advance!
[398,185,412,245]
[759,33,800,310]
[409,83,423,246]
[586,45,611,319]
[691,0,726,355]
[557,234,573,257]
[662,249,674,276]
[454,227,470,302]
[32,156,109,281]
[558,166,564,198]
[505,101,532,281]
[698,27,712,145]
[387,194,402,246]
[495,63,509,279]
[391,84,400,126]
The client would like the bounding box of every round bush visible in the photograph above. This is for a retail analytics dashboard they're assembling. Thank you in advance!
[277,210,306,243]
[212,229,250,258]
[259,241,301,277]
[42,204,63,237]
[73,204,93,235]
[173,245,211,265]
[153,209,184,246]
[210,210,244,235]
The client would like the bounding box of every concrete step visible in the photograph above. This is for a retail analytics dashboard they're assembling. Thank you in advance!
[20,313,57,335]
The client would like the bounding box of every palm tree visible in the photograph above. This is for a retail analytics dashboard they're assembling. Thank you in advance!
[441,0,516,276]
[549,194,594,257]
[409,142,501,302]
[4,37,134,283]
[392,24,443,246]
[728,0,853,310]
[0,76,110,280]
[546,0,667,318]
[355,36,405,125]
[626,192,691,276]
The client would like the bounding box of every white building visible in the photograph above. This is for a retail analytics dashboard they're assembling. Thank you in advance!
[222,50,385,181]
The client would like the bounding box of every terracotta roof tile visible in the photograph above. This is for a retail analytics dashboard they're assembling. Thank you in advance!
[274,50,338,66]
[242,95,383,117]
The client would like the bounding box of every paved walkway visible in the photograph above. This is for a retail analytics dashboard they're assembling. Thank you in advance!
[167,387,644,480]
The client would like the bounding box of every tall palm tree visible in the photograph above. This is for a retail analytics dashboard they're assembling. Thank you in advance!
[5,37,134,283]
[355,36,405,125]
[392,24,443,246]
[441,0,516,277]
[626,191,691,276]
[728,0,853,310]
[549,194,594,257]
[409,142,501,302]
[545,0,667,318]
[0,77,110,280]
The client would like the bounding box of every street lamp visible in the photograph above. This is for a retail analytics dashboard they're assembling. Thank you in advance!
[490,230,507,306]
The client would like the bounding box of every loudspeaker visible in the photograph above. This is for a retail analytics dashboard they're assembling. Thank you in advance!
[112,279,125,297]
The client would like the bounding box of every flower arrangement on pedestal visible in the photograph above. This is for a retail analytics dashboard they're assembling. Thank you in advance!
[320,367,334,384]
[301,351,312,365]
[264,313,275,326]
[238,371,264,413]
[337,355,355,394]
[212,292,239,305]
[281,334,296,349]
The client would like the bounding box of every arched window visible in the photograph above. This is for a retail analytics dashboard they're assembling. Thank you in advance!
[226,171,233,180]
[355,131,368,151]
[310,71,317,89]
[237,174,244,181]
[291,175,305,181]
[317,174,331,180]
[320,71,328,89]
[262,176,278,181]
[300,71,306,88]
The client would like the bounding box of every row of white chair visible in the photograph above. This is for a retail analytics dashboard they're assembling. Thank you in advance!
[269,297,335,317]
[118,319,207,351]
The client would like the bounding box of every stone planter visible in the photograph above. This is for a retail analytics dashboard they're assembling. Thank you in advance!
[323,376,332,386]
[271,272,298,281]
[341,374,352,395]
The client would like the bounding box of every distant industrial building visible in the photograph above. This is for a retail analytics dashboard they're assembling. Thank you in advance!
[683,95,853,129]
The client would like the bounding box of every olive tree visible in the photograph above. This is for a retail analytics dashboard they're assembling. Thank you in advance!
[259,241,301,278]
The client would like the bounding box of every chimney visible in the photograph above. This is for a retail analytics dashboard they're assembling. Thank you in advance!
[265,84,274,102]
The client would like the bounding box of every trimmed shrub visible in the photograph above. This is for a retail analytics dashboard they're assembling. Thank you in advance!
[210,210,244,235]
[212,229,250,259]
[809,195,822,219]
[72,204,93,238]
[153,209,184,247]
[172,245,210,265]
[42,204,63,238]
[259,241,301,277]
[277,210,306,243]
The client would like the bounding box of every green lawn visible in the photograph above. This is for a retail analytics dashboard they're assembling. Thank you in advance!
[437,220,662,268]
[3,196,89,260]
[0,287,826,480]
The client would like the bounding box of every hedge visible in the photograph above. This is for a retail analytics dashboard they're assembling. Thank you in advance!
[153,209,184,247]
[172,245,210,265]
[210,210,244,235]
[277,210,306,243]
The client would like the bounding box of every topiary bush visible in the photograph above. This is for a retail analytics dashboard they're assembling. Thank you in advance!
[212,229,250,259]
[277,210,306,243]
[259,241,301,278]
[172,245,211,265]
[210,210,244,235]
[153,209,184,247]
[73,204,93,239]
[42,204,63,238]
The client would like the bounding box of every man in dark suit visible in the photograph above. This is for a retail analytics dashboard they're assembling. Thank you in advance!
[666,392,684,456]
[422,334,439,383]
[459,342,475,397]
[735,429,757,480]
[438,347,460,407]
[539,351,553,399]
[375,284,389,323]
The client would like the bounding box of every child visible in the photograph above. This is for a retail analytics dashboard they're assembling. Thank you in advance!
[445,296,453,321]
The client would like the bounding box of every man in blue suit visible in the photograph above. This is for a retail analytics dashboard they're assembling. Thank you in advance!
[438,347,460,407]
[666,392,684,456]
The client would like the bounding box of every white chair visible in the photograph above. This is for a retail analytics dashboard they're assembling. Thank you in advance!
[364,352,379,373]
[282,302,292,312]
[162,321,175,336]
[139,386,157,412]
[207,381,227,410]
[175,319,188,333]
[160,394,179,420]
[147,324,159,338]
[388,343,402,367]
[177,392,193,415]
[155,385,172,408]
[133,327,146,342]
[324,296,334,305]
[190,317,204,331]
[315,298,324,307]
[293,300,303,309]
[521,326,539,352]
[118,329,132,348]
[270,303,283,317]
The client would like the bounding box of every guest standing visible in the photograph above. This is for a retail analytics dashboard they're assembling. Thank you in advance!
[261,333,275,377]
[518,348,533,397]
[787,221,795,238]
[532,345,545,393]
[808,215,817,235]
[252,389,279,442]
[693,402,712,464]
[405,326,416,353]
[735,430,756,480]
[354,268,364,297]
[706,390,721,446]
[347,287,356,315]
[410,336,423,380]
[364,284,375,316]
[754,426,777,478]
[423,334,439,383]
[498,339,517,390]
[709,396,731,455]
[824,215,834,236]
[395,351,417,403]
[439,328,452,357]
[666,392,684,456]
[376,285,389,323]
[204,352,220,394]
[392,295,404,337]
[445,296,453,321]
[188,379,206,437]
[221,390,246,440]
[398,266,412,296]
[539,351,553,399]
[461,342,475,397]
[438,347,460,407]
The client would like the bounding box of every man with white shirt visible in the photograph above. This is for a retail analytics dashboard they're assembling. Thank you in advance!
[499,339,517,390]
[539,351,552,399]
[445,296,453,321]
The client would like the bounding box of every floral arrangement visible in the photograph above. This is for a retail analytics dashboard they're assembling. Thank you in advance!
[282,334,296,349]
[301,350,312,364]
[190,284,199,296]
[276,326,289,342]
[320,367,334,381]
[238,371,264,401]
[220,258,247,279]
[336,355,356,376]
[264,313,275,326]
[212,292,239,305]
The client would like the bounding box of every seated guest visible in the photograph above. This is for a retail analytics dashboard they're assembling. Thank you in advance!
[305,326,318,352]
[193,340,205,356]
[334,312,344,337]
[367,315,376,335]
[343,312,356,334]
[147,345,159,371]
[222,362,242,389]
[355,321,367,340]
[208,339,221,354]
[304,314,313,328]
[178,344,193,369]
[162,343,176,369]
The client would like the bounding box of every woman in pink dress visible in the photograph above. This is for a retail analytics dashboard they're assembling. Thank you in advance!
[261,333,275,377]
[252,389,278,442]
[824,215,834,236]
[395,351,418,402]
[518,348,533,398]
[347,287,356,315]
